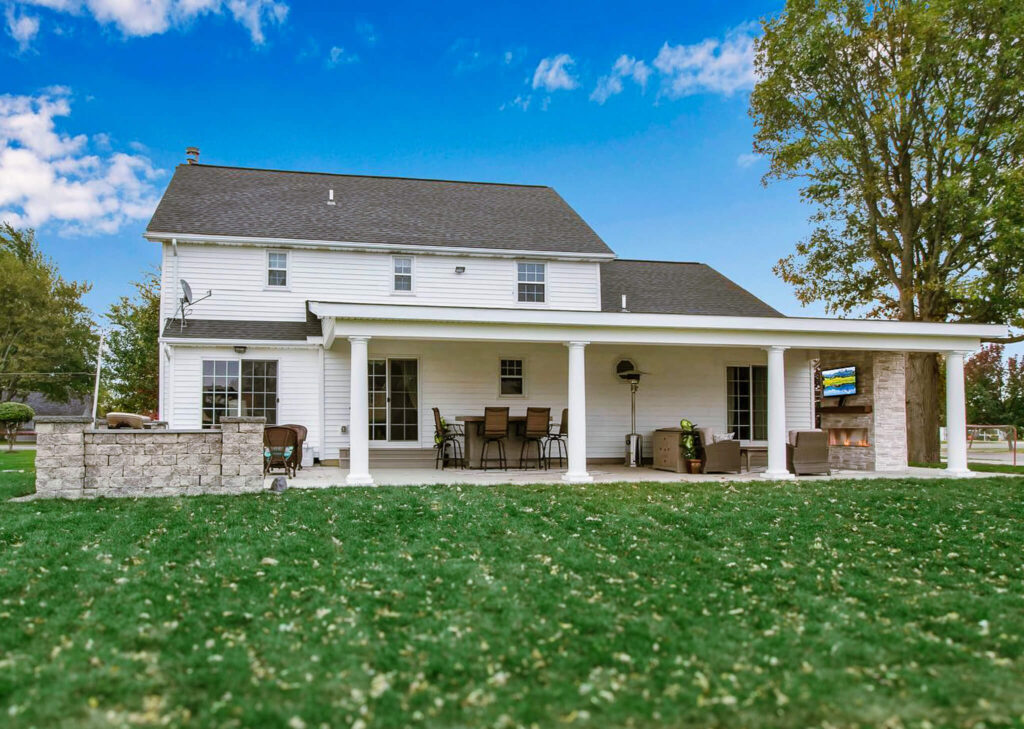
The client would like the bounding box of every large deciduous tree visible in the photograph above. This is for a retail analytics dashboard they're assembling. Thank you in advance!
[0,224,96,403]
[103,271,161,417]
[750,0,1024,463]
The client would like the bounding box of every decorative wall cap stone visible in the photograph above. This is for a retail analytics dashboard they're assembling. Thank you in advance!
[84,428,212,435]
[219,416,267,424]
[36,416,93,423]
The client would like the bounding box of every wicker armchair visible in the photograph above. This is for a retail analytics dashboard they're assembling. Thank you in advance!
[264,425,299,477]
[280,424,307,469]
[697,427,742,474]
[787,430,830,475]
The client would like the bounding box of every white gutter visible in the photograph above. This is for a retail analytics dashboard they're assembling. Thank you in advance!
[159,338,323,348]
[307,301,1006,340]
[144,231,616,262]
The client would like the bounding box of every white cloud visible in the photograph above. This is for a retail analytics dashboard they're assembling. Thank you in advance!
[590,54,650,104]
[500,94,531,112]
[736,152,762,168]
[354,19,375,45]
[531,53,578,92]
[326,45,357,67]
[6,5,40,51]
[12,0,288,44]
[0,89,162,235]
[653,23,757,98]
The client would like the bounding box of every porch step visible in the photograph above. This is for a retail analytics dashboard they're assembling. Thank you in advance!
[337,448,437,469]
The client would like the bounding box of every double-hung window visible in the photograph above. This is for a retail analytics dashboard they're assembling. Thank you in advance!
[517,262,545,303]
[499,358,525,397]
[726,365,768,441]
[267,251,288,287]
[202,359,278,428]
[393,256,413,292]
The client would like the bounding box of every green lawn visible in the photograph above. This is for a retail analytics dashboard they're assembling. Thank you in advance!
[913,460,1024,475]
[1,452,1023,728]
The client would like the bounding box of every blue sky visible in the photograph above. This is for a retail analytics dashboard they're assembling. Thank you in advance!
[3,0,820,321]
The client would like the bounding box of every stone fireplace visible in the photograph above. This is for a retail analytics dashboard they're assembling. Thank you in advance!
[818,350,907,471]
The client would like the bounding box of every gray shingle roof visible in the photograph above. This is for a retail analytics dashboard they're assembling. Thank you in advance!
[162,318,321,341]
[147,164,614,256]
[600,260,783,317]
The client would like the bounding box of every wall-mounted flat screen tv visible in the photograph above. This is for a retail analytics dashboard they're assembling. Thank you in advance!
[822,366,857,398]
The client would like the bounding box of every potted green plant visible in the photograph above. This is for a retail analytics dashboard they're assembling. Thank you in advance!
[678,418,702,473]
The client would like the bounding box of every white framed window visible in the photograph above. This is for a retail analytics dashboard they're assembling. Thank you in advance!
[517,262,545,303]
[393,256,413,293]
[499,358,525,397]
[727,365,768,441]
[267,251,288,287]
[202,359,279,428]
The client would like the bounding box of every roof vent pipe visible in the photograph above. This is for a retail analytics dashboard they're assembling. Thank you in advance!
[327,188,336,206]
[621,294,628,312]
[185,147,200,165]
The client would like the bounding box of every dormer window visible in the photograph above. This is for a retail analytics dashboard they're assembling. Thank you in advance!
[393,256,413,292]
[517,262,545,303]
[267,251,288,287]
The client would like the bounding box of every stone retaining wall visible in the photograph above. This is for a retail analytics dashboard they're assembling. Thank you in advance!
[34,416,265,499]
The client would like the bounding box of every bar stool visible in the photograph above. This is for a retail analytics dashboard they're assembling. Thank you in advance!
[519,407,551,469]
[480,407,509,470]
[545,408,568,468]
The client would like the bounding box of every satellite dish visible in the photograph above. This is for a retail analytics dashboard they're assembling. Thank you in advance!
[176,278,212,331]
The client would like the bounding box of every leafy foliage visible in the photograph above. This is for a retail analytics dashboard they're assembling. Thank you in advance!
[2,467,1023,727]
[965,343,1024,431]
[0,224,96,403]
[0,402,33,451]
[749,0,1024,462]
[102,271,161,416]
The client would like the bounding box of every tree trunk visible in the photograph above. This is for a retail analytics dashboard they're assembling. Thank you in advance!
[906,352,941,464]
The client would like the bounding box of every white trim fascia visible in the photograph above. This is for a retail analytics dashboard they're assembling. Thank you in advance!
[308,301,1006,340]
[144,231,616,262]
[160,338,323,348]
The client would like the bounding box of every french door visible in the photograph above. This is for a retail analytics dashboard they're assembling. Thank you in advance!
[368,358,419,442]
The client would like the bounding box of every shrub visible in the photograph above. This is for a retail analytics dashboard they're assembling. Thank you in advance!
[0,402,34,451]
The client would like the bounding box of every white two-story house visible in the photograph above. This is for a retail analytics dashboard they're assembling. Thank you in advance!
[147,162,1003,485]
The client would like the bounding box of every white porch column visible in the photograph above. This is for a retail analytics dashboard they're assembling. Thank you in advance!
[346,336,374,486]
[945,350,970,477]
[563,341,593,484]
[763,345,794,479]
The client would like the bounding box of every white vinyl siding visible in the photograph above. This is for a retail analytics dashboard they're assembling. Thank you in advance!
[161,244,602,324]
[318,341,815,461]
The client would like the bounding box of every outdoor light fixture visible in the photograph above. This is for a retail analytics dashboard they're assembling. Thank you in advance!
[455,266,466,274]
[234,345,247,354]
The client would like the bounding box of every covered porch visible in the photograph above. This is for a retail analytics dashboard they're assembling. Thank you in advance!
[309,301,1003,486]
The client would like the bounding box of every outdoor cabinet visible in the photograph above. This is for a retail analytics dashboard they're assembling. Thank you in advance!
[653,428,686,473]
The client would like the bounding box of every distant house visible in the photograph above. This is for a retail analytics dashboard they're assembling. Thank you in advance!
[146,163,1001,483]
[18,392,92,440]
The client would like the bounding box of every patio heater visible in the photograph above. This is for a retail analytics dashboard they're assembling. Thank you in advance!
[616,359,646,467]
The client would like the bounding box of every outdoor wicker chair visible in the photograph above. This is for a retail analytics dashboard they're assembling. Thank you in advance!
[432,407,465,469]
[697,427,742,474]
[519,407,550,469]
[280,424,307,469]
[263,425,299,477]
[545,408,569,468]
[480,407,509,470]
[787,430,830,475]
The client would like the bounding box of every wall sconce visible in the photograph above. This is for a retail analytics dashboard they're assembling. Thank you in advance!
[234,345,248,354]
[455,266,466,274]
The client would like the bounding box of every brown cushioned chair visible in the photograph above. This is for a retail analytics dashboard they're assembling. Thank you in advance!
[280,424,307,469]
[697,427,742,474]
[787,430,830,475]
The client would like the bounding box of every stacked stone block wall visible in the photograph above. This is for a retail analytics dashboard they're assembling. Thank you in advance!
[34,416,265,499]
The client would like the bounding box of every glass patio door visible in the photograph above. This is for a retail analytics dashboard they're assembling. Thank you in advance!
[368,358,418,442]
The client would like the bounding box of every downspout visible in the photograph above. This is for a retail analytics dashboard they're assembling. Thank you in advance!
[318,344,326,462]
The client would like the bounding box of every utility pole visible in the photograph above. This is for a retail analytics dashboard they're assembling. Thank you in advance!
[91,330,105,422]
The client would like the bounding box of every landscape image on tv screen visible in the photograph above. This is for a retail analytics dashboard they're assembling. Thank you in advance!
[822,366,857,398]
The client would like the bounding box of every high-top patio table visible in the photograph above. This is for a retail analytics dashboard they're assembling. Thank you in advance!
[456,414,550,469]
